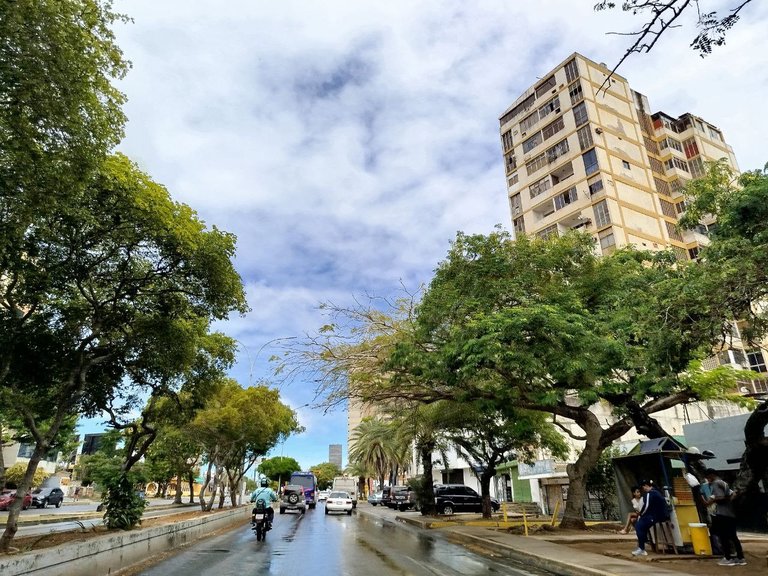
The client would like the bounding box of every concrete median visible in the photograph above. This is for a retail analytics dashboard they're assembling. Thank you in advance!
[0,505,250,576]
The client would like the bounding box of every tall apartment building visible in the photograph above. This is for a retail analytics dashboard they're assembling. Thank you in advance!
[500,52,737,260]
[329,443,342,468]
[494,54,765,514]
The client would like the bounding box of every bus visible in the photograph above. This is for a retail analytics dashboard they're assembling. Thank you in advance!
[289,471,318,509]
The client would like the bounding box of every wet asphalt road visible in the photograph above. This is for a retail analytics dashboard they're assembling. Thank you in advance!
[134,503,556,576]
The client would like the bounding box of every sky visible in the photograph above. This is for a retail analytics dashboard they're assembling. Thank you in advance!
[90,0,768,470]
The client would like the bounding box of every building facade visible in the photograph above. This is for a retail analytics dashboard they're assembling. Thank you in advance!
[501,53,737,258]
[329,443,342,469]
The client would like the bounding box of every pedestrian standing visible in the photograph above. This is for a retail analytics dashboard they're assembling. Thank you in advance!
[74,486,81,502]
[631,479,668,557]
[702,469,746,567]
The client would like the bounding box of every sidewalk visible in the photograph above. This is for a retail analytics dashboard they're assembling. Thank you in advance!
[356,503,767,576]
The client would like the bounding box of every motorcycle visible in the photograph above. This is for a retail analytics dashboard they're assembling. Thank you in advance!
[251,500,272,541]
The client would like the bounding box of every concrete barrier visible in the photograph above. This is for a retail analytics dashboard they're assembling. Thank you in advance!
[0,506,250,576]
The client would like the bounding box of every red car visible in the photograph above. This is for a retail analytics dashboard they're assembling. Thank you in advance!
[0,490,33,511]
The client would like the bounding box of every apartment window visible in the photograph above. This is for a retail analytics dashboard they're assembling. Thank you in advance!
[500,93,535,126]
[510,193,522,213]
[659,137,683,153]
[513,216,526,235]
[670,179,686,193]
[564,58,579,83]
[694,119,705,133]
[542,116,565,142]
[665,157,689,173]
[522,131,543,153]
[577,124,593,151]
[688,246,700,260]
[501,130,514,152]
[665,220,683,242]
[654,177,670,196]
[572,102,588,127]
[535,75,556,98]
[520,110,539,134]
[529,176,552,199]
[525,153,547,175]
[599,228,616,253]
[708,126,723,142]
[747,350,767,373]
[505,152,518,174]
[537,224,559,240]
[538,96,561,122]
[508,172,519,187]
[689,156,706,178]
[582,148,599,176]
[659,199,676,218]
[675,200,687,214]
[568,81,583,105]
[649,157,664,175]
[587,175,604,196]
[622,160,631,170]
[593,199,611,228]
[682,137,699,159]
[546,139,569,164]
[554,187,577,210]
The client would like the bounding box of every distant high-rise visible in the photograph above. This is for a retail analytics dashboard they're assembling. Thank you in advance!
[329,443,342,468]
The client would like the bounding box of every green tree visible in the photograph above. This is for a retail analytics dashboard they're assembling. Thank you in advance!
[679,161,768,501]
[2,463,48,489]
[445,404,568,519]
[585,446,622,521]
[387,230,742,528]
[0,152,248,547]
[310,462,342,490]
[258,456,301,487]
[189,380,301,510]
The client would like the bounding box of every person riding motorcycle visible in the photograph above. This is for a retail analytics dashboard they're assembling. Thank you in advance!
[250,478,278,524]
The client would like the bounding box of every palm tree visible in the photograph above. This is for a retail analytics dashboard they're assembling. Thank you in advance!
[348,417,396,490]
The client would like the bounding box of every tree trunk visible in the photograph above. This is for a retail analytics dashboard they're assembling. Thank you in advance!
[198,461,214,511]
[418,441,436,515]
[560,413,604,529]
[479,466,496,519]
[174,474,183,504]
[188,471,195,503]
[0,447,45,552]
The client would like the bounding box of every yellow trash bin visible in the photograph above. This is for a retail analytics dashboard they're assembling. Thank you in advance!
[689,523,712,555]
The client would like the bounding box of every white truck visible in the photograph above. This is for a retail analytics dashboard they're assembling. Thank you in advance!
[331,476,358,508]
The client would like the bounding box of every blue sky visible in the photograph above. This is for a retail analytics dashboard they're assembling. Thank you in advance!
[86,0,768,470]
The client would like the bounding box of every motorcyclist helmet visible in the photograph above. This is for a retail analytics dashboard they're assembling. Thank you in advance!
[260,478,269,488]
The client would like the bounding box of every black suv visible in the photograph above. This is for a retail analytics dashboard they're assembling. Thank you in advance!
[384,485,413,511]
[279,484,306,514]
[31,487,65,509]
[433,484,500,515]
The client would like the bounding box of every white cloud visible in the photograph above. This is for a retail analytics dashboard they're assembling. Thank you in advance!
[111,0,768,467]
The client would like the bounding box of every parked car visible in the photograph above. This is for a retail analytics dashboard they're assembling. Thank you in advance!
[279,484,307,515]
[324,491,353,515]
[0,490,32,511]
[384,485,413,511]
[317,489,331,501]
[433,484,500,515]
[367,491,383,506]
[31,487,65,509]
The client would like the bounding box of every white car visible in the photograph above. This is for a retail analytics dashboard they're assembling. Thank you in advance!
[318,489,331,501]
[325,491,353,515]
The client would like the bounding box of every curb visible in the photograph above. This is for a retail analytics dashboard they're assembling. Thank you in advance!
[0,506,249,576]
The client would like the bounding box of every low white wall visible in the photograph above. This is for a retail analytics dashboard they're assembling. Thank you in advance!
[0,506,250,576]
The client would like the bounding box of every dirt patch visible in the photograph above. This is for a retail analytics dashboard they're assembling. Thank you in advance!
[491,522,767,575]
[2,510,218,555]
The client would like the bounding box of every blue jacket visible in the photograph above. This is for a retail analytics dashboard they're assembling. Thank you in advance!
[639,488,668,521]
